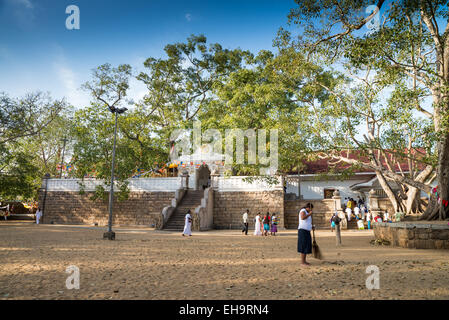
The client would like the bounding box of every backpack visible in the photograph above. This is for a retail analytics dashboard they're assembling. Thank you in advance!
[331,214,341,224]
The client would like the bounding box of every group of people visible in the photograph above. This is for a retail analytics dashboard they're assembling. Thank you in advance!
[343,197,367,222]
[335,197,395,230]
[247,210,279,236]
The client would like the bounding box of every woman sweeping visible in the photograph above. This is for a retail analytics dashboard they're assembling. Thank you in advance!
[298,203,314,266]
[254,212,262,236]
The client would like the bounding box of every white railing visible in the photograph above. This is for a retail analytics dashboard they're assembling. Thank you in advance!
[46,176,282,192]
[46,178,181,192]
[216,176,282,192]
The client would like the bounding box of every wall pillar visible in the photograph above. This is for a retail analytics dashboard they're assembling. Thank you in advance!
[332,189,347,229]
[181,171,189,190]
[210,172,219,190]
[369,189,382,216]
[39,173,51,224]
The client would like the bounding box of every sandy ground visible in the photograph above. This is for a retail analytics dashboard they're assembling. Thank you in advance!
[0,221,448,300]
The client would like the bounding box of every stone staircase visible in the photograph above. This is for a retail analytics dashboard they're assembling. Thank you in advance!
[346,218,359,230]
[163,190,204,231]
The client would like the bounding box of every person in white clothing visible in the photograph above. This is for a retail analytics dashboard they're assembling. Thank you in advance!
[354,206,360,219]
[345,207,352,222]
[182,210,192,236]
[298,203,314,266]
[360,204,366,220]
[254,213,262,236]
[35,207,42,224]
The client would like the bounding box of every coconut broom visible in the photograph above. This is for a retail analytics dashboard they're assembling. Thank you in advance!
[311,216,323,260]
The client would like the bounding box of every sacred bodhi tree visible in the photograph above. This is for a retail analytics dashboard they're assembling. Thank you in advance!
[282,0,449,220]
[136,34,252,155]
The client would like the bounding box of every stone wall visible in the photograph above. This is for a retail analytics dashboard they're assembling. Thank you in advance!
[378,199,395,215]
[284,199,336,229]
[213,191,284,229]
[374,222,449,249]
[39,191,175,227]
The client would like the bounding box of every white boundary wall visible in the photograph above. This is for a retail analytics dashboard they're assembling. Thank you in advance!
[45,176,283,193]
[216,176,282,192]
[46,178,181,192]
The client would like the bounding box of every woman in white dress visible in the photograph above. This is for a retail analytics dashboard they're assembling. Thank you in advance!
[35,207,42,224]
[254,212,262,236]
[182,209,192,236]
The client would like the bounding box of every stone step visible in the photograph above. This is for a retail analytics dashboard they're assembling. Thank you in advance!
[162,190,205,230]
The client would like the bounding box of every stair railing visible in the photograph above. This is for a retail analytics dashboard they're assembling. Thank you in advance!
[158,188,187,229]
[193,187,214,231]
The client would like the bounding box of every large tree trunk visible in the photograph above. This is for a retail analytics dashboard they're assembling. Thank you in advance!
[375,170,400,212]
[404,165,434,215]
[420,133,449,220]
[436,133,449,220]
[404,188,420,214]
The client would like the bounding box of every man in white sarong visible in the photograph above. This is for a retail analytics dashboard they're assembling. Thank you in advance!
[360,204,366,220]
[36,207,42,224]
[254,213,262,236]
[182,210,192,236]
[345,207,352,222]
[354,205,360,219]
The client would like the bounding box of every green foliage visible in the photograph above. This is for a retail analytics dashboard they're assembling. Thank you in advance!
[278,0,444,184]
[136,34,251,143]
[89,184,108,202]
[0,92,67,200]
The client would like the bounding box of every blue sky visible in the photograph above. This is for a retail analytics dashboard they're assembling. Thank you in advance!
[0,0,297,108]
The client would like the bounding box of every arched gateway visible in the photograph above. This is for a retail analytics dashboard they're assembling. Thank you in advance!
[195,164,211,190]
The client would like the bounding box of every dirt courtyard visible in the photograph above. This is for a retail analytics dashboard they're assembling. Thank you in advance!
[1,221,448,300]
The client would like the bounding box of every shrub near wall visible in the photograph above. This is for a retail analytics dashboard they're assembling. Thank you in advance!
[38,191,175,227]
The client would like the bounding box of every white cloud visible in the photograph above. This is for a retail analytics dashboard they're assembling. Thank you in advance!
[15,0,34,9]
[6,0,36,28]
[185,13,192,22]
[52,48,90,109]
